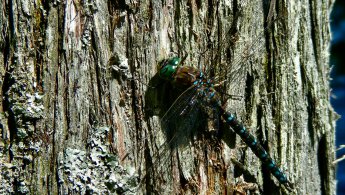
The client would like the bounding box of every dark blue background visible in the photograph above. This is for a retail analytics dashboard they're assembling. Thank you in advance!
[331,0,345,194]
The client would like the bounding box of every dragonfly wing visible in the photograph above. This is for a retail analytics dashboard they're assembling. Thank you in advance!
[160,85,204,149]
[149,85,206,187]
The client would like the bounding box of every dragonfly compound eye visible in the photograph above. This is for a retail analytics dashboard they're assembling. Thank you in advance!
[158,57,181,80]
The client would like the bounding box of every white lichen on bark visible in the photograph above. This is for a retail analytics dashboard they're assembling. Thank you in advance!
[0,0,335,194]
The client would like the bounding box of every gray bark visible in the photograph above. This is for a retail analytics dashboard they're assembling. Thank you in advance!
[0,0,336,194]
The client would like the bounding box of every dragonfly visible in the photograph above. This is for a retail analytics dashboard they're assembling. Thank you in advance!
[150,56,293,190]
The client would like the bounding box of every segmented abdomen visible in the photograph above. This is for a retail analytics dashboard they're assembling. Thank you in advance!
[221,109,288,184]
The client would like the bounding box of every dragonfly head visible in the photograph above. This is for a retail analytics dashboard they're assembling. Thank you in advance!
[158,57,181,80]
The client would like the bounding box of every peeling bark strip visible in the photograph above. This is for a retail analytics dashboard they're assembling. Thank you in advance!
[0,0,335,194]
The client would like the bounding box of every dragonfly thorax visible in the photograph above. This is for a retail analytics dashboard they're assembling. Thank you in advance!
[158,57,219,103]
[158,57,204,87]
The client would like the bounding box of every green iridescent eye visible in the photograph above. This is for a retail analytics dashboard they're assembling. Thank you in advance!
[158,57,181,80]
[169,57,180,66]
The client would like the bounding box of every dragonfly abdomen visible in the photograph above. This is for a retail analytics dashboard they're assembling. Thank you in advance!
[221,109,289,185]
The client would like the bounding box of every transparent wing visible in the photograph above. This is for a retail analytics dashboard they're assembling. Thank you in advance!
[160,85,204,149]
[201,10,282,94]
[147,85,208,192]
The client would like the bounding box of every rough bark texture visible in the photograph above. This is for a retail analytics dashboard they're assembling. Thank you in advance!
[0,0,336,194]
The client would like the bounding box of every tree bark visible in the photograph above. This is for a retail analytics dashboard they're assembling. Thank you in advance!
[0,0,336,194]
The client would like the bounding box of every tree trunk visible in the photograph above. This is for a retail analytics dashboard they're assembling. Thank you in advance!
[0,0,336,194]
